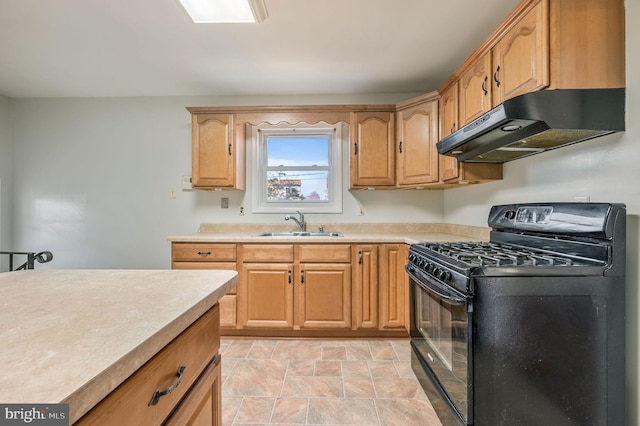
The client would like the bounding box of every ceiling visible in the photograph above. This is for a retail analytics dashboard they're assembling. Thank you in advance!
[0,0,521,99]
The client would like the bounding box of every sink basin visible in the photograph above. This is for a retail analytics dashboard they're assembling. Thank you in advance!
[254,232,343,237]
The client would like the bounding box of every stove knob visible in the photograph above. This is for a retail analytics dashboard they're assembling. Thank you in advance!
[432,267,441,277]
[420,259,428,269]
[440,271,451,282]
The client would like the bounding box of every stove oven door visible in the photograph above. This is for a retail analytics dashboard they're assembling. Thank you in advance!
[407,265,472,425]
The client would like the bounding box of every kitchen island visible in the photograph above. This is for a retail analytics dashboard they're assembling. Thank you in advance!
[0,269,238,425]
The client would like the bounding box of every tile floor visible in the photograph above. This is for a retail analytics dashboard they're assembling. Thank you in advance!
[220,338,443,426]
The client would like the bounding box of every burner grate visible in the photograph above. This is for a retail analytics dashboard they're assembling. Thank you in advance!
[421,242,575,268]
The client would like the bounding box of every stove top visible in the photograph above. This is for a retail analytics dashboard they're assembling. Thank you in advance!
[417,242,581,268]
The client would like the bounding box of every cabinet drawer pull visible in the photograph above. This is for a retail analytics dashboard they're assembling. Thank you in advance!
[481,75,488,95]
[148,365,186,406]
[301,269,305,284]
[228,143,232,156]
[197,251,212,256]
[354,143,359,155]
[398,141,403,154]
[493,65,501,87]
[358,251,363,264]
[288,270,292,284]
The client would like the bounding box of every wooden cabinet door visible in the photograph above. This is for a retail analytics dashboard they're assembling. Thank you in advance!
[379,245,408,331]
[165,356,222,426]
[438,82,461,182]
[349,111,395,188]
[396,100,439,186]
[492,0,549,106]
[296,263,351,329]
[240,263,293,329]
[352,245,378,330]
[459,52,493,126]
[192,113,245,189]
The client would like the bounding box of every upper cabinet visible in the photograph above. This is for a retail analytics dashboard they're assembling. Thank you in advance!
[189,112,246,190]
[491,0,549,106]
[395,96,440,187]
[459,53,493,125]
[440,0,624,134]
[349,111,396,188]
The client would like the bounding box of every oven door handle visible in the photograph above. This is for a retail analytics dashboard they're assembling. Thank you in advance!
[406,265,467,305]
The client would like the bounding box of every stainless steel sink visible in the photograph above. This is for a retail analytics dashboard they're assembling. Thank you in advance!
[254,231,343,237]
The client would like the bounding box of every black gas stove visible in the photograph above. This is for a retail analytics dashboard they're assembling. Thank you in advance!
[408,202,626,426]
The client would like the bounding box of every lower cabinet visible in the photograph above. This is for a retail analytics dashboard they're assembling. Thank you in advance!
[171,242,408,337]
[164,355,222,426]
[239,244,352,330]
[75,305,221,426]
[379,244,409,331]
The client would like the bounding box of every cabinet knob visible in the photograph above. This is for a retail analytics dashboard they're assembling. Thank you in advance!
[148,365,186,406]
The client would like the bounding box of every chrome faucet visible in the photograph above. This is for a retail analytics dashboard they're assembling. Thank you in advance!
[284,210,306,232]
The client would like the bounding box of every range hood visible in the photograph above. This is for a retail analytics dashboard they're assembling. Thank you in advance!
[436,88,625,163]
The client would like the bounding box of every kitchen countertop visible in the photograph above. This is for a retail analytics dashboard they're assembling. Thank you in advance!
[0,269,238,424]
[168,223,490,243]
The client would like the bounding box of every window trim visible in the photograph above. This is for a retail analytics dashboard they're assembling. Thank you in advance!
[251,122,343,214]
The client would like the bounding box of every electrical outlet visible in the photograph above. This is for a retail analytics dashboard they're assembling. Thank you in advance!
[182,175,193,190]
[168,187,177,198]
[221,197,229,209]
[358,205,364,216]
[239,206,245,216]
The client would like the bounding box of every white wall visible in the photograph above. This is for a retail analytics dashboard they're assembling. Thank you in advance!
[0,94,13,270]
[444,2,639,424]
[9,93,443,269]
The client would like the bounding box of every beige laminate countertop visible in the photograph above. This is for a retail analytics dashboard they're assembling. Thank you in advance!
[168,223,490,244]
[0,269,238,424]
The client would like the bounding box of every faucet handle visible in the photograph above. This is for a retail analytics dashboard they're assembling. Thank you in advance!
[318,226,324,232]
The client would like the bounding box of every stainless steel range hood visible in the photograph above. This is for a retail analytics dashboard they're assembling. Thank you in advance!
[436,89,625,163]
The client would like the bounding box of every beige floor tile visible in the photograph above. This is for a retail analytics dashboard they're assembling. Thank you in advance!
[272,340,323,360]
[375,398,442,426]
[223,339,255,359]
[321,346,347,360]
[223,359,288,397]
[307,398,379,425]
[235,397,275,424]
[344,375,376,398]
[270,398,308,424]
[368,360,399,378]
[286,359,315,376]
[346,346,373,360]
[370,345,398,360]
[341,360,371,378]
[222,396,242,425]
[314,360,341,376]
[220,338,442,426]
[281,376,343,397]
[372,377,428,399]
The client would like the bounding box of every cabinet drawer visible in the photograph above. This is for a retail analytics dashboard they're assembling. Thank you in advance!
[242,244,294,262]
[172,243,236,262]
[76,305,220,426]
[297,244,351,262]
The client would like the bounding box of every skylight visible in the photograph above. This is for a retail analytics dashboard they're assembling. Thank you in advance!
[178,0,268,23]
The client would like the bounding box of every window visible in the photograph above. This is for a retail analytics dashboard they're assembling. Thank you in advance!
[252,123,343,213]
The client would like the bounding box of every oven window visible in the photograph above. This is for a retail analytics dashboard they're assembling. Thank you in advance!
[413,281,469,419]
